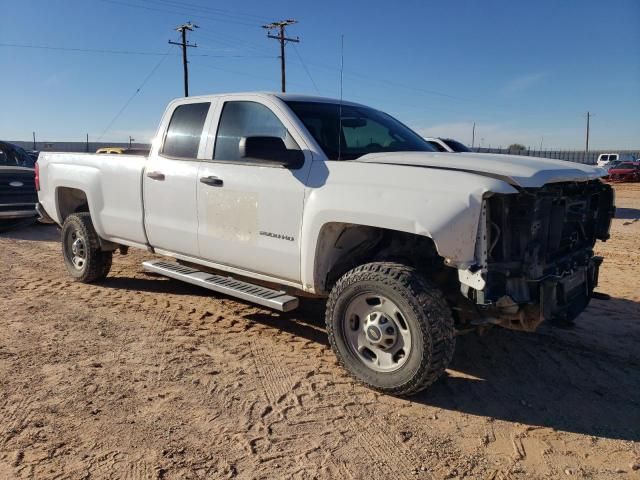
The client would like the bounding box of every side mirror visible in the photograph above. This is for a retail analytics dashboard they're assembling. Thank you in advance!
[239,136,304,169]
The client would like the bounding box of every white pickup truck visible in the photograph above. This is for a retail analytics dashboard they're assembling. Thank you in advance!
[36,93,614,395]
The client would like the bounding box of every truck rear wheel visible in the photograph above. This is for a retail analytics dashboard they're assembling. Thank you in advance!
[326,262,455,396]
[61,213,112,283]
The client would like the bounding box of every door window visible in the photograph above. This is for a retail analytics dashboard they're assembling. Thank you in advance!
[213,101,299,161]
[161,102,211,159]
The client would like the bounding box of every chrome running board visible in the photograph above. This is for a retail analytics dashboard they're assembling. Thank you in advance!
[142,260,299,312]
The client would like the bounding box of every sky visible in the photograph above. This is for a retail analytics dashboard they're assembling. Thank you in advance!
[2,0,639,149]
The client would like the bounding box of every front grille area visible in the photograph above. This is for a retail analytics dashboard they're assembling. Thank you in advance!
[483,180,614,308]
[0,170,37,206]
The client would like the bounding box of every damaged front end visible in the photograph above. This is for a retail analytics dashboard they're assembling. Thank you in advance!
[460,180,615,331]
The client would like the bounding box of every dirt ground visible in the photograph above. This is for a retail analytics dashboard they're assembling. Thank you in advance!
[0,184,639,480]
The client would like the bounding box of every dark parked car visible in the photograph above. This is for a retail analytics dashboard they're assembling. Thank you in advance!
[0,141,38,228]
[27,150,40,163]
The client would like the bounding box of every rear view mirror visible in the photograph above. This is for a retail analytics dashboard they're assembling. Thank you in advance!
[239,136,304,169]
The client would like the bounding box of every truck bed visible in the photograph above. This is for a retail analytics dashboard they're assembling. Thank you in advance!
[37,152,149,246]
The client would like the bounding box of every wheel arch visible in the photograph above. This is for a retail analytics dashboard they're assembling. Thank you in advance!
[309,222,444,295]
[56,187,90,223]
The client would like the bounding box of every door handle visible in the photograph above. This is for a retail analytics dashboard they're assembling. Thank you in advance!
[146,171,165,181]
[200,175,223,187]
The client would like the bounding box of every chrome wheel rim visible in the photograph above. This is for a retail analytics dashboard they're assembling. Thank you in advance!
[343,293,412,372]
[66,229,87,270]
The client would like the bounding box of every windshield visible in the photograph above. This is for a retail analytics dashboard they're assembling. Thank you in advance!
[442,138,471,152]
[0,143,35,168]
[285,101,435,160]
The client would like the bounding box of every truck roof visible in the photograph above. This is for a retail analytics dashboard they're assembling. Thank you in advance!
[169,92,366,108]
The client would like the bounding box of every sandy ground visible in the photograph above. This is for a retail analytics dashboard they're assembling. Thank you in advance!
[0,184,639,480]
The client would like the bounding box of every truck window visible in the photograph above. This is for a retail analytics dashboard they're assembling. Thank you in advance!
[286,101,435,160]
[213,101,299,161]
[161,102,210,159]
[0,143,34,167]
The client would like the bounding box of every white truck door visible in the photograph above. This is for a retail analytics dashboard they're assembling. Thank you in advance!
[143,101,211,256]
[196,99,312,283]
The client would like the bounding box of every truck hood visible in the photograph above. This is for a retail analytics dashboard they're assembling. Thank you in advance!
[354,152,606,188]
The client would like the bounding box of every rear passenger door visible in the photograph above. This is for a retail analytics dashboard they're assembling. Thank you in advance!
[143,100,212,256]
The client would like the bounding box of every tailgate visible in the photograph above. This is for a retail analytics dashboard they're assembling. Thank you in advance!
[0,167,37,215]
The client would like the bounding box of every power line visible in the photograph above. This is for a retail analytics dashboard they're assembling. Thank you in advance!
[0,42,173,56]
[197,31,273,56]
[292,43,320,95]
[195,61,308,89]
[97,49,172,141]
[263,19,299,93]
[169,22,198,97]
[139,0,272,22]
[95,0,259,27]
[0,42,265,58]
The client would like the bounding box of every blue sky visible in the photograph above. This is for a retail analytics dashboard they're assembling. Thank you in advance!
[2,0,639,149]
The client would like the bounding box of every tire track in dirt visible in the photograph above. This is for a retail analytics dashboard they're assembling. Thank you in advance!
[247,334,431,479]
[250,339,297,405]
[121,456,155,480]
[335,413,432,480]
[0,396,36,449]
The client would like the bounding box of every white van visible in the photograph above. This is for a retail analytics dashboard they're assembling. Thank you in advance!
[597,153,619,167]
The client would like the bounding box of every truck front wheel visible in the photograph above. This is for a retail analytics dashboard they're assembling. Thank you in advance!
[61,213,112,283]
[326,262,455,396]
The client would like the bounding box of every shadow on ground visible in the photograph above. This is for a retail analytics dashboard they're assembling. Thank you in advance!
[615,207,640,220]
[100,275,217,297]
[0,221,58,241]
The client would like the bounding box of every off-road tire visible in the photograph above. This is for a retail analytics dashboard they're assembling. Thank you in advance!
[326,262,455,396]
[61,213,112,283]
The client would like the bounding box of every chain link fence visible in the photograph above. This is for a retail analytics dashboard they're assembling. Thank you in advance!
[474,147,640,165]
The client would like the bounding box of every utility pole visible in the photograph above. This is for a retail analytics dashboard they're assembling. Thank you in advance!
[86,133,89,153]
[262,19,299,92]
[585,111,591,153]
[129,136,135,148]
[471,122,475,150]
[169,22,198,97]
[32,131,36,150]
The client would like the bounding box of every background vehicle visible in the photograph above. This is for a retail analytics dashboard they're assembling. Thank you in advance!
[597,153,618,167]
[96,147,126,154]
[96,147,151,155]
[424,137,472,152]
[607,161,640,182]
[606,160,622,171]
[0,141,38,228]
[27,150,39,163]
[36,93,614,395]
